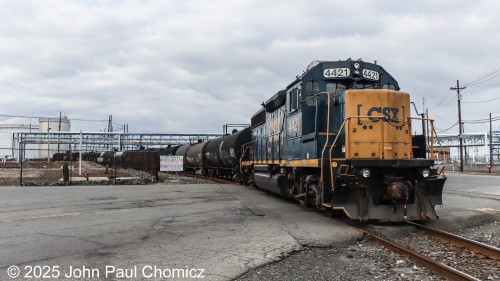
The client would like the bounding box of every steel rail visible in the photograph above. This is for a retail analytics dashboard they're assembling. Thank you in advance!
[172,172,235,184]
[343,221,480,281]
[407,221,500,260]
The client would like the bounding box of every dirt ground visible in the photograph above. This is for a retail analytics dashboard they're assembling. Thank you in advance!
[1,161,498,186]
[0,161,134,186]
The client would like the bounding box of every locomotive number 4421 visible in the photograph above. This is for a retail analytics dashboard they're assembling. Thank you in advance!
[362,69,379,81]
[323,68,350,78]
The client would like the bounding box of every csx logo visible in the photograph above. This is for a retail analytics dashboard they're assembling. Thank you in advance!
[357,104,400,124]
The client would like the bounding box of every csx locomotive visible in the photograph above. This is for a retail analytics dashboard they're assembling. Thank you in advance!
[239,59,446,222]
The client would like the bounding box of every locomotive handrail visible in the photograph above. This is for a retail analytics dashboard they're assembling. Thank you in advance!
[239,144,252,172]
[431,121,446,173]
[320,92,332,189]
[409,117,447,175]
[326,115,383,191]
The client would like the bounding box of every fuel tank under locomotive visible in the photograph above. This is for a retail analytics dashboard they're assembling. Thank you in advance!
[253,165,295,199]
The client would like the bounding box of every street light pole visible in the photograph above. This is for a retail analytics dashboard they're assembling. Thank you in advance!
[490,113,493,173]
[47,127,51,163]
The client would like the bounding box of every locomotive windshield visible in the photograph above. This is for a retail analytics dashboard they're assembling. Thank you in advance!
[326,83,347,94]
[328,81,397,91]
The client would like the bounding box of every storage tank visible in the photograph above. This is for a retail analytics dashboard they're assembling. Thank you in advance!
[0,118,39,160]
[38,117,71,160]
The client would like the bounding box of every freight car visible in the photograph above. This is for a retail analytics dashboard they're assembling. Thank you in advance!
[52,152,79,161]
[52,151,100,162]
[207,127,251,179]
[173,128,251,179]
[239,59,446,222]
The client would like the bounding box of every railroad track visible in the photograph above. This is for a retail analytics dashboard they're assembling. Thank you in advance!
[344,220,500,281]
[406,221,500,260]
[180,173,237,184]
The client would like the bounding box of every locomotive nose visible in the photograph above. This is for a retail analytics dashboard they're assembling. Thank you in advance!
[385,181,408,200]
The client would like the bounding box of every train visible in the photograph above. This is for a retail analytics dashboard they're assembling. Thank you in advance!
[238,59,447,221]
[54,59,446,222]
[172,128,251,178]
[171,59,446,222]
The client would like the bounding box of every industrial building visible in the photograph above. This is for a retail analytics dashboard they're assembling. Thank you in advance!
[0,116,71,160]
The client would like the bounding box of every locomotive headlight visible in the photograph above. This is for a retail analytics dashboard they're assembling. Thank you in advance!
[361,168,371,178]
[421,169,430,178]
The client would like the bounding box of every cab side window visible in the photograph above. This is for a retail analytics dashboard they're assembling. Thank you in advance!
[288,88,299,112]
[304,80,319,106]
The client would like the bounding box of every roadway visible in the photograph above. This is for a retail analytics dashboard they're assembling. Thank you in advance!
[0,173,498,280]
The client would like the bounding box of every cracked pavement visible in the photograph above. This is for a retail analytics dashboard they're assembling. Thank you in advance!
[0,184,361,280]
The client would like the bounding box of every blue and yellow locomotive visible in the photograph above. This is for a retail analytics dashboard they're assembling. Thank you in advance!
[240,59,446,221]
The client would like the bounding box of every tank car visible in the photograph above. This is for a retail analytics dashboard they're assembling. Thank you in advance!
[97,151,117,166]
[120,150,159,171]
[185,141,211,175]
[204,128,252,179]
[174,144,193,173]
[159,146,181,157]
[219,127,252,179]
[240,59,447,222]
[52,152,79,161]
[205,137,224,176]
[81,152,100,162]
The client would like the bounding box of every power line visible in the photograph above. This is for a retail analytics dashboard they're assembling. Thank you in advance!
[0,114,44,119]
[0,114,108,123]
[430,66,500,109]
[72,118,108,122]
[462,96,500,104]
[463,116,500,124]
[466,72,500,87]
[463,67,500,87]
[428,90,454,109]
[436,122,458,133]
[429,107,457,123]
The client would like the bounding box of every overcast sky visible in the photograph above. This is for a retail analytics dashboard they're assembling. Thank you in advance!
[1,0,499,135]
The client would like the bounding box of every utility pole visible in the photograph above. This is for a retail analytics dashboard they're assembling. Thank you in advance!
[57,112,62,153]
[422,98,428,158]
[426,108,430,157]
[108,115,113,132]
[107,115,112,150]
[450,80,466,172]
[490,113,493,173]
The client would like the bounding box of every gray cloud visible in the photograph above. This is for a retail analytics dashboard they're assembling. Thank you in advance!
[0,0,499,135]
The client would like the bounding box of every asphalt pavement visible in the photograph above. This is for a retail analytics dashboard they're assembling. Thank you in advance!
[0,172,498,281]
[0,183,361,281]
